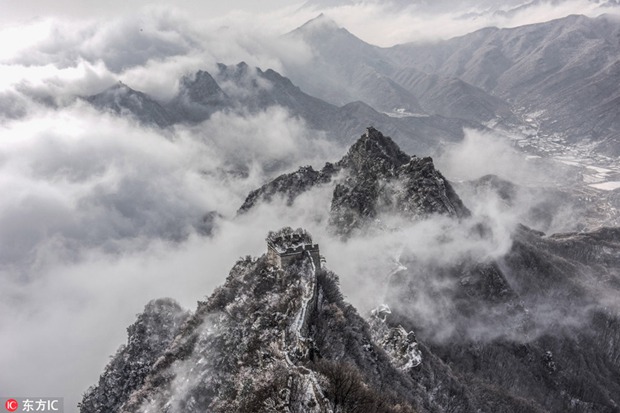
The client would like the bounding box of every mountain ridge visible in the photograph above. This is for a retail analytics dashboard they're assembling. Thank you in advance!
[240,127,469,236]
[82,128,620,412]
[84,63,480,154]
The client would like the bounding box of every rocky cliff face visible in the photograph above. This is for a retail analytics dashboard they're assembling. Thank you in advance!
[85,83,176,128]
[81,228,424,413]
[241,127,469,237]
[82,129,620,413]
[237,128,620,411]
[79,299,190,413]
[330,127,469,236]
[81,226,620,412]
[166,70,231,123]
[419,224,620,413]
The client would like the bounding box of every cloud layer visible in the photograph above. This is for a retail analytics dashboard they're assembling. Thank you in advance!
[0,3,616,411]
[302,0,620,46]
[0,91,337,412]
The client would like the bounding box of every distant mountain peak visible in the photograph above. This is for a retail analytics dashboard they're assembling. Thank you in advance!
[84,82,175,128]
[98,81,135,95]
[298,13,340,31]
[338,126,411,174]
[178,70,228,105]
[240,127,469,236]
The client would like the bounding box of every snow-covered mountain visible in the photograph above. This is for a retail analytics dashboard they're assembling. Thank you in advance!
[240,127,469,237]
[84,62,481,154]
[285,14,517,126]
[82,128,620,412]
[282,13,620,158]
[387,14,620,155]
[86,82,176,128]
[71,10,620,413]
[85,13,620,159]
[80,228,424,413]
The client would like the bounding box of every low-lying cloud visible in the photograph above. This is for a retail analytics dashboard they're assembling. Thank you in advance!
[436,129,591,234]
[1,2,617,411]
[0,7,313,103]
[0,89,339,411]
[0,96,595,410]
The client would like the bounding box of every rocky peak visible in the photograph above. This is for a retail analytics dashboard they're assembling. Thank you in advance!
[178,70,228,105]
[240,127,469,236]
[296,13,340,33]
[83,230,421,413]
[238,164,337,212]
[85,83,175,128]
[337,126,411,177]
[169,69,231,122]
[79,298,190,413]
[216,61,252,82]
[88,82,143,102]
[81,218,620,413]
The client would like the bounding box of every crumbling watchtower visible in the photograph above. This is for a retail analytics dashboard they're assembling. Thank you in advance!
[266,227,321,269]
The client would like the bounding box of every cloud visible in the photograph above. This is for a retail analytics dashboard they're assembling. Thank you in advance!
[302,0,620,46]
[0,7,314,103]
[0,0,301,26]
[0,88,339,411]
[0,3,617,411]
[0,28,342,404]
[0,93,590,410]
[435,129,565,185]
[435,129,591,234]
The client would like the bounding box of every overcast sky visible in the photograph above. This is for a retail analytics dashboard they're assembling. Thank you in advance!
[2,0,618,46]
[0,0,299,25]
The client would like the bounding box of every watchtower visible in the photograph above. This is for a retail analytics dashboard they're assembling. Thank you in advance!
[266,227,321,269]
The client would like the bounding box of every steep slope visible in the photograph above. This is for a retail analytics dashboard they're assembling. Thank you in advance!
[286,13,423,114]
[83,126,620,412]
[212,62,476,153]
[84,63,475,154]
[285,14,516,125]
[85,83,176,128]
[82,228,424,413]
[240,127,469,236]
[214,62,341,132]
[82,227,550,413]
[330,127,470,235]
[387,14,620,153]
[79,299,190,413]
[239,127,620,412]
[389,67,516,124]
[166,70,231,123]
[418,225,620,413]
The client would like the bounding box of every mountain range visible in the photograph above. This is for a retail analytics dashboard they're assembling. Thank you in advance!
[81,128,620,413]
[78,11,620,413]
[85,62,477,155]
[86,13,620,159]
[283,13,620,155]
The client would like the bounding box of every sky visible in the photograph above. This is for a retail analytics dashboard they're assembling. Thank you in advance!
[0,0,618,411]
[0,0,297,25]
[2,0,617,47]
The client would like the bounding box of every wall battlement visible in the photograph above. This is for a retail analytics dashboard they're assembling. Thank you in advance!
[266,227,321,269]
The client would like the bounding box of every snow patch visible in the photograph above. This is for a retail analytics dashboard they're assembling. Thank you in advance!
[589,181,620,191]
